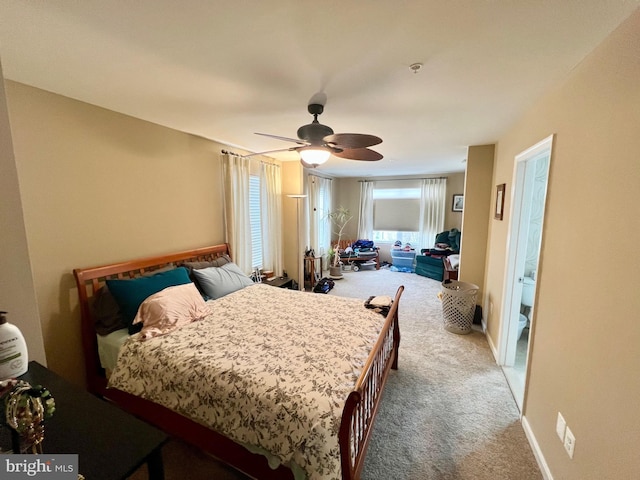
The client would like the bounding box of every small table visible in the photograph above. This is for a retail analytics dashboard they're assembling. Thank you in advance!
[304,256,322,290]
[14,361,168,480]
[265,276,294,289]
[443,256,459,281]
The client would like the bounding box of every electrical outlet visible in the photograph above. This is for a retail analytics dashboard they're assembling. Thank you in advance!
[556,412,566,441]
[564,426,576,459]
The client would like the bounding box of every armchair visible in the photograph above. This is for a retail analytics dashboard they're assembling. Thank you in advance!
[416,229,461,281]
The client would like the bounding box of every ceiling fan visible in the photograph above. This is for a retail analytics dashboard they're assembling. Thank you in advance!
[244,103,383,168]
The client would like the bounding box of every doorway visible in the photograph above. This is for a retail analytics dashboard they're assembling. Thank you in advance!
[499,135,553,411]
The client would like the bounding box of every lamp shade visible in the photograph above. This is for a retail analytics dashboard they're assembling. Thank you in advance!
[299,147,330,166]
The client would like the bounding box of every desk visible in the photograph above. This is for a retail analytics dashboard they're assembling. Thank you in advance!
[13,361,167,480]
[265,276,294,289]
[340,250,380,270]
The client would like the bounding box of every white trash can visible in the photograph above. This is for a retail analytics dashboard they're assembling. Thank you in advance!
[440,280,479,334]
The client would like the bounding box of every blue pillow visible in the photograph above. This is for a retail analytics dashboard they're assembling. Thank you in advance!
[106,267,192,333]
[191,262,254,300]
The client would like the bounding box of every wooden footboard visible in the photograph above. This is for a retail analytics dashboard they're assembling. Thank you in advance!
[339,286,403,480]
[73,244,403,480]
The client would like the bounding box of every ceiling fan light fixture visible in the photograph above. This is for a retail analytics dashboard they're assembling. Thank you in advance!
[299,146,330,167]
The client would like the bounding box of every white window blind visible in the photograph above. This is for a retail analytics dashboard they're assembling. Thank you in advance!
[373,186,420,231]
[249,175,263,269]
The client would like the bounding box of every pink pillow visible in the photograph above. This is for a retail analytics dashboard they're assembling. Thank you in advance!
[133,283,210,340]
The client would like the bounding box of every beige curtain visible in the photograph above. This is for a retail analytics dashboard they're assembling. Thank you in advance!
[357,180,375,240]
[306,174,332,258]
[418,178,447,250]
[260,162,284,276]
[221,152,252,273]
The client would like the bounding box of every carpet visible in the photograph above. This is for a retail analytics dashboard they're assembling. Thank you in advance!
[129,268,542,479]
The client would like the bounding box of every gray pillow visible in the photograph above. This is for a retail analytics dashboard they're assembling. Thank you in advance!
[181,255,231,272]
[91,285,127,336]
[192,262,254,300]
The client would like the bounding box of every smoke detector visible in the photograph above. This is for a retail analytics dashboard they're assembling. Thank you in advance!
[409,62,423,74]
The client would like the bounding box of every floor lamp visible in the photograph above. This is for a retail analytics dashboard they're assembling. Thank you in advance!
[287,194,306,291]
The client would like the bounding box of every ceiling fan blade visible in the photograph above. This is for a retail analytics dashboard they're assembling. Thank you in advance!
[242,147,299,158]
[255,132,309,145]
[333,148,383,161]
[323,133,382,149]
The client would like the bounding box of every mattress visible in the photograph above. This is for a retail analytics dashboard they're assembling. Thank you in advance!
[108,283,386,480]
[97,328,130,372]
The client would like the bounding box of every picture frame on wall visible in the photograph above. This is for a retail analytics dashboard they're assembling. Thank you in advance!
[495,183,506,220]
[452,194,464,212]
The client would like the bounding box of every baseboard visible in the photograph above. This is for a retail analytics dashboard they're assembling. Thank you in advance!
[484,321,500,363]
[521,415,553,480]
[483,319,549,478]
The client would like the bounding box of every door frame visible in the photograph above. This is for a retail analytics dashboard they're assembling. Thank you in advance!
[498,134,554,366]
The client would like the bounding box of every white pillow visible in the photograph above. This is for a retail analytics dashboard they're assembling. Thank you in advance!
[133,283,210,340]
[191,262,254,300]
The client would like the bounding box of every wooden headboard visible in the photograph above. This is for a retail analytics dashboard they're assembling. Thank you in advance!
[73,243,231,395]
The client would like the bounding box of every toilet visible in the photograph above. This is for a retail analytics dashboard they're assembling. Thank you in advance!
[517,276,536,340]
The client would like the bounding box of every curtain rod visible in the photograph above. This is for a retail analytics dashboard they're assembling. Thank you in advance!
[358,177,447,182]
[221,149,241,156]
[308,173,333,182]
[221,149,279,167]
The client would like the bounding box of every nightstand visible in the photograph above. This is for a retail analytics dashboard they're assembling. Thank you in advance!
[12,361,168,480]
[265,277,294,289]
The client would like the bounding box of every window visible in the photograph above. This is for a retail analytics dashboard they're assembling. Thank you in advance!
[249,175,262,269]
[372,185,420,245]
[316,182,331,251]
[307,175,332,256]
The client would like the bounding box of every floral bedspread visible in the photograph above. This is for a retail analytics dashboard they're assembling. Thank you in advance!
[108,283,387,480]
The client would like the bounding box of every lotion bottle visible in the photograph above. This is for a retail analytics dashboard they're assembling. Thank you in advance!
[0,311,29,380]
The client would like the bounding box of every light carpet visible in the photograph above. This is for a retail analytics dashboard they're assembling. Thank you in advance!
[129,268,542,480]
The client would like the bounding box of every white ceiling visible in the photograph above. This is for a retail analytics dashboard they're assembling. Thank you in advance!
[1,1,638,177]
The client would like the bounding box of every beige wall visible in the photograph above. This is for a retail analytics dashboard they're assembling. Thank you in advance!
[0,69,47,366]
[444,172,465,232]
[5,81,228,385]
[333,177,360,240]
[485,9,640,479]
[459,145,494,303]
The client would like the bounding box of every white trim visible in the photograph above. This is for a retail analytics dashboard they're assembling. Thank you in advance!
[497,134,554,366]
[522,415,553,480]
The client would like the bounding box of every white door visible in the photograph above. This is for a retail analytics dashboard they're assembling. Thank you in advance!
[498,135,553,406]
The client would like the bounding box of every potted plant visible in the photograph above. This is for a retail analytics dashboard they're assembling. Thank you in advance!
[327,207,353,279]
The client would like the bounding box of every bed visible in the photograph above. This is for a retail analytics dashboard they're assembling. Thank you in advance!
[73,243,403,480]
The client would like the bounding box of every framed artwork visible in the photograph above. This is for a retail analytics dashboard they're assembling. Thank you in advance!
[452,194,464,212]
[495,183,506,220]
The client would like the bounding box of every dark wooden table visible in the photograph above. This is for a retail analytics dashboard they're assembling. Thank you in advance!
[16,361,168,480]
[264,276,294,289]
